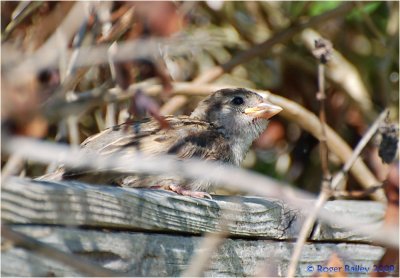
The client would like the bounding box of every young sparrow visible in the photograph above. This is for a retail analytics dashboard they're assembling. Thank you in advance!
[42,88,282,198]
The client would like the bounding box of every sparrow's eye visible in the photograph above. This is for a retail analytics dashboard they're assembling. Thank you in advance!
[231,96,244,105]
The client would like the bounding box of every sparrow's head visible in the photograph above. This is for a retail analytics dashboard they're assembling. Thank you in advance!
[191,88,282,143]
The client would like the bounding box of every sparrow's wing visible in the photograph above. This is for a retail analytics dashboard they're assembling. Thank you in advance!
[165,128,231,162]
[53,116,231,183]
[82,116,230,160]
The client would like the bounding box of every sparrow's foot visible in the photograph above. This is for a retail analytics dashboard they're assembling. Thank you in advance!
[169,185,212,199]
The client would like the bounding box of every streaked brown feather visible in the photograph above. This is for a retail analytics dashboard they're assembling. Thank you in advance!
[57,115,231,189]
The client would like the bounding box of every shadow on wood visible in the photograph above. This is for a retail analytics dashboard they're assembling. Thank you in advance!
[1,177,387,276]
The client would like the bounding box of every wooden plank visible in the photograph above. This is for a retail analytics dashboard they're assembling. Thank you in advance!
[311,200,386,241]
[1,177,386,241]
[1,226,385,277]
[1,177,300,239]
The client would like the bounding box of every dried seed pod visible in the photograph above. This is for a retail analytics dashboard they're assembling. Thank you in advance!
[312,38,333,64]
[379,123,399,164]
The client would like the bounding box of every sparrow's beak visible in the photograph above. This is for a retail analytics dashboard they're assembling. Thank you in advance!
[244,102,283,119]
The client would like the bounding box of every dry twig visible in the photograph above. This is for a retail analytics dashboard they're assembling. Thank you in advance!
[286,109,389,277]
[287,38,333,277]
[313,38,333,183]
[301,29,374,118]
[286,190,331,277]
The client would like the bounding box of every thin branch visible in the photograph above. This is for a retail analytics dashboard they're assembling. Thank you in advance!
[332,185,383,199]
[45,120,68,174]
[301,28,374,119]
[286,190,330,277]
[67,114,80,146]
[58,15,90,146]
[105,103,117,128]
[317,61,332,182]
[1,154,25,184]
[287,38,333,277]
[3,137,398,249]
[182,231,227,277]
[94,109,106,131]
[105,43,119,128]
[1,225,121,277]
[286,108,390,277]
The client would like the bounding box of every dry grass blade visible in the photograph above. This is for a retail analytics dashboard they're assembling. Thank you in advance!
[1,1,43,42]
[5,2,91,85]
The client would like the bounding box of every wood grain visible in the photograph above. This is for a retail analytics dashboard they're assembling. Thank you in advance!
[1,226,385,277]
[1,178,388,277]
[1,177,386,241]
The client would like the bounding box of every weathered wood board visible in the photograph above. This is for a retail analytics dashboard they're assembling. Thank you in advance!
[1,177,389,277]
[2,177,386,241]
[2,226,385,277]
[311,200,386,241]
